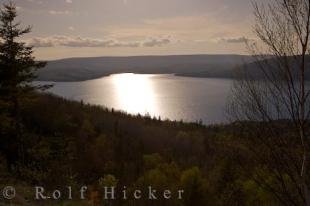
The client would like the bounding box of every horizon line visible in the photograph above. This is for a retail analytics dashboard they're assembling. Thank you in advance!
[39,53,250,61]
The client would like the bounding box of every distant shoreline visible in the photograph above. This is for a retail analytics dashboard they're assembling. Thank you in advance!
[37,72,236,83]
[36,54,252,82]
[36,54,310,82]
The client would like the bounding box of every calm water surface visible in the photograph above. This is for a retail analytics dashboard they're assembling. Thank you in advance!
[43,73,233,124]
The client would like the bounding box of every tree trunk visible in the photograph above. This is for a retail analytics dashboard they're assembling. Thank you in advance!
[12,95,24,166]
[301,131,310,206]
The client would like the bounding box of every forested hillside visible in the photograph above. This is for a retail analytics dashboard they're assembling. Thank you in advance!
[0,93,289,205]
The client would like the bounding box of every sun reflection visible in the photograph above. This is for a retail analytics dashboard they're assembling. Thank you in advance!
[112,73,158,115]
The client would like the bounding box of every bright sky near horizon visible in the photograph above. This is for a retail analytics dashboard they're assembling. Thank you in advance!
[10,0,261,60]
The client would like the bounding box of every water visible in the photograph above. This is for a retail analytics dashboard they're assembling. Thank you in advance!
[40,73,233,125]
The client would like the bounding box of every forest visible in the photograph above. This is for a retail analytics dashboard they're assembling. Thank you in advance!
[0,92,286,205]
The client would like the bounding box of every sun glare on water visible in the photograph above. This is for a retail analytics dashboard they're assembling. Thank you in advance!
[112,73,158,116]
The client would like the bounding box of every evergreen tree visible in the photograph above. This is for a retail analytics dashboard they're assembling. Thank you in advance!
[0,1,47,170]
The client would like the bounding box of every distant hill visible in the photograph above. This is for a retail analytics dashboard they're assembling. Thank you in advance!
[240,55,310,80]
[37,54,310,82]
[37,54,254,81]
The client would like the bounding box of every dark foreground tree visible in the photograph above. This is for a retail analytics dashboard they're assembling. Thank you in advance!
[0,1,47,171]
[228,0,310,205]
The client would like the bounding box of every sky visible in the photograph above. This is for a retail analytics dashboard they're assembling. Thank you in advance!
[8,0,259,60]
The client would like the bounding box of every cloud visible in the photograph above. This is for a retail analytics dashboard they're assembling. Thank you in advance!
[27,37,54,47]
[217,36,254,44]
[26,35,172,48]
[143,38,171,47]
[48,10,72,15]
[26,0,43,4]
[68,26,75,31]
[106,14,252,45]
[65,0,73,3]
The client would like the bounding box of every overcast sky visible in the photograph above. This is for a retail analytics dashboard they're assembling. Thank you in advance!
[10,0,260,60]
